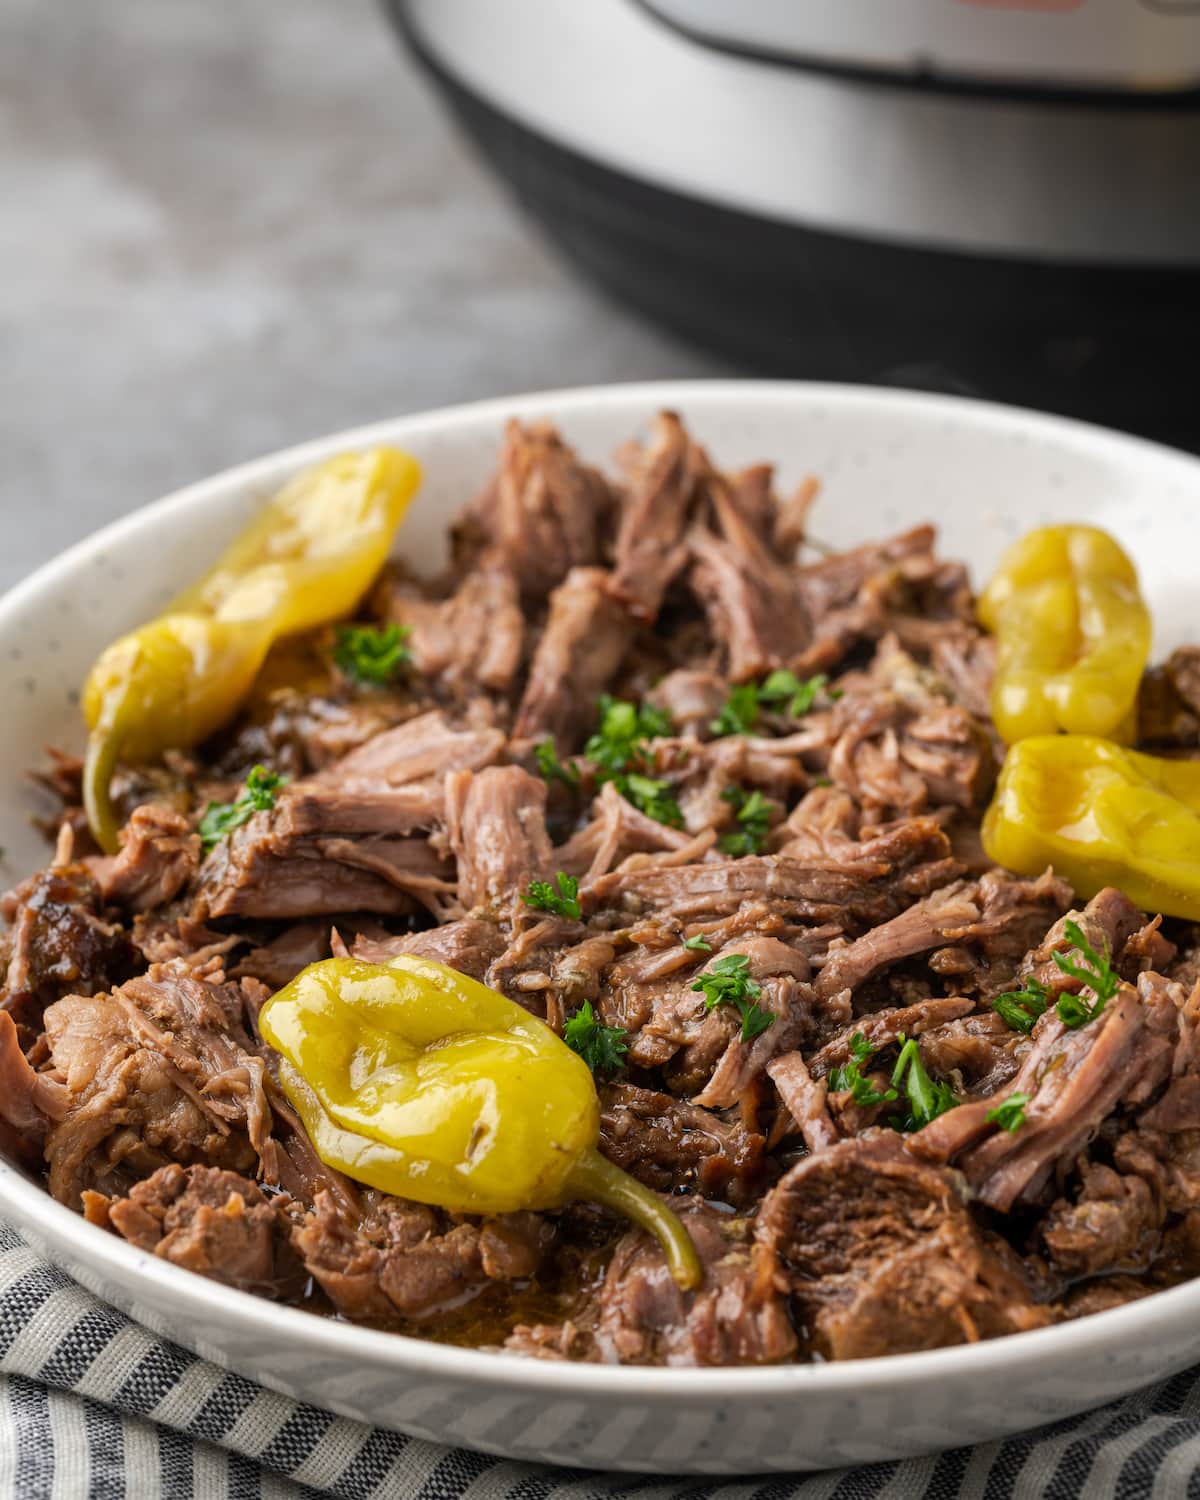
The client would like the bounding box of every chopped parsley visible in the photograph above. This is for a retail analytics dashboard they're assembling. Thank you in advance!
[581,696,680,827]
[621,772,684,828]
[534,737,580,787]
[683,933,713,952]
[985,1092,1031,1134]
[1052,919,1119,1028]
[584,695,672,778]
[690,952,774,1042]
[758,670,840,718]
[563,1000,628,1077]
[711,672,841,737]
[333,622,411,686]
[523,871,582,921]
[709,682,760,738]
[890,1035,957,1132]
[198,765,287,853]
[991,976,1051,1035]
[827,1032,898,1109]
[718,785,774,855]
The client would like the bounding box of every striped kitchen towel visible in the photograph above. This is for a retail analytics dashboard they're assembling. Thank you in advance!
[1,1221,1199,1499]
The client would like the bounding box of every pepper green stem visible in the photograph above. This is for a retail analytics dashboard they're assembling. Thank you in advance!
[567,1146,702,1291]
[83,728,122,856]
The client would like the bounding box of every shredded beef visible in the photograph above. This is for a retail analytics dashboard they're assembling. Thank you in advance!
[756,1133,1050,1359]
[597,1199,796,1366]
[96,1162,303,1294]
[12,407,1200,1367]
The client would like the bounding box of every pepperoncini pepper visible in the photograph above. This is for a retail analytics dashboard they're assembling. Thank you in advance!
[259,954,703,1291]
[82,447,421,852]
[983,734,1200,920]
[977,524,1151,745]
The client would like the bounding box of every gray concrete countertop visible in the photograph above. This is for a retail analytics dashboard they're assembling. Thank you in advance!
[0,0,729,593]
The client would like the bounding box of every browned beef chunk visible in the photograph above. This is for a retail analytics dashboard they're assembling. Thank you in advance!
[756,1133,1050,1359]
[643,669,728,736]
[385,562,524,696]
[916,1011,1025,1095]
[195,711,496,921]
[293,1191,554,1324]
[912,972,1180,1212]
[350,917,506,982]
[93,806,200,913]
[1041,1160,1164,1280]
[96,1162,302,1294]
[8,963,275,1208]
[767,1051,839,1153]
[930,630,996,721]
[590,816,960,929]
[815,881,983,1001]
[502,1321,596,1361]
[610,412,703,623]
[599,1082,765,1205]
[232,921,334,989]
[445,766,554,911]
[819,637,997,818]
[1020,888,1174,997]
[691,937,813,1109]
[597,1198,796,1366]
[1,864,134,1031]
[511,568,634,751]
[690,523,810,684]
[559,780,702,885]
[1139,646,1200,748]
[815,869,1071,1002]
[457,420,615,599]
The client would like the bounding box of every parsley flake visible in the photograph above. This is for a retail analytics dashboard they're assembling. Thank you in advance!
[991,976,1050,1035]
[584,696,672,779]
[690,953,774,1042]
[758,670,839,718]
[683,933,713,952]
[199,765,287,853]
[827,1032,898,1109]
[985,1092,1031,1133]
[333,622,411,686]
[718,785,774,855]
[563,1000,628,1077]
[1052,919,1119,1028]
[581,697,680,827]
[890,1035,957,1132]
[621,772,684,828]
[709,682,760,738]
[522,871,582,921]
[534,737,580,788]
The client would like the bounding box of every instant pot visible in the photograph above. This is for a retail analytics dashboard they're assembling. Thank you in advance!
[387,0,1200,448]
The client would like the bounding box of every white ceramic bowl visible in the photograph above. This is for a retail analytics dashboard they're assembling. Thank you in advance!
[3,382,1200,1475]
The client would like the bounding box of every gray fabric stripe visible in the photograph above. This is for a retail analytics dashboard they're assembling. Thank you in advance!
[256,1404,334,1478]
[0,1265,68,1360]
[37,1302,127,1390]
[190,1371,261,1447]
[333,1426,413,1499]
[158,1421,195,1500]
[81,1382,128,1500]
[12,1373,54,1500]
[115,1338,198,1416]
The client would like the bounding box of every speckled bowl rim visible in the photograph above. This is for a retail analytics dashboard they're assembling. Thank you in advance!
[4,378,1200,1401]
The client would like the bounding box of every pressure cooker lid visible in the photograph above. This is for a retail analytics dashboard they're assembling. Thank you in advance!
[641,0,1200,95]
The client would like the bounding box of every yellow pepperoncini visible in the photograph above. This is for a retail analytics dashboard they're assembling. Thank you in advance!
[82,448,421,852]
[983,734,1200,920]
[259,954,703,1291]
[977,524,1151,745]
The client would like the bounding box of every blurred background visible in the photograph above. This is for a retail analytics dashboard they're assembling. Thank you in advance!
[4,0,1199,593]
